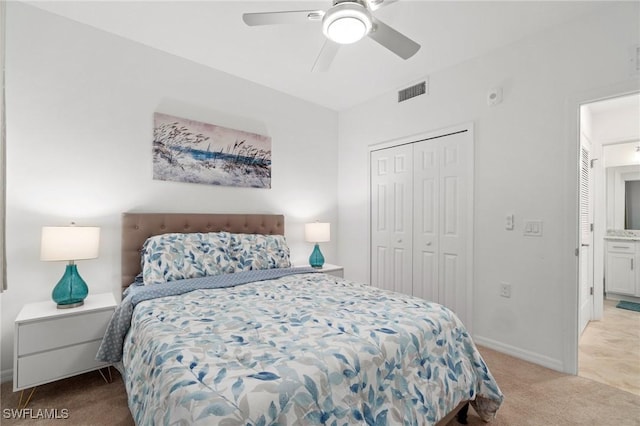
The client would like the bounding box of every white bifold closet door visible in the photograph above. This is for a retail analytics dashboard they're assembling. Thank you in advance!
[370,144,413,296]
[371,130,471,326]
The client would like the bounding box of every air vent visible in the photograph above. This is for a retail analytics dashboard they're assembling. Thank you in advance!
[398,80,427,103]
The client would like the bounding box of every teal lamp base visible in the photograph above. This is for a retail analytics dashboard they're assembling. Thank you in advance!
[52,263,88,309]
[309,243,325,269]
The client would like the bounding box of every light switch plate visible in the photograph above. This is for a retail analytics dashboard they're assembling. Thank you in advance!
[524,220,543,236]
[505,214,514,230]
[500,282,511,298]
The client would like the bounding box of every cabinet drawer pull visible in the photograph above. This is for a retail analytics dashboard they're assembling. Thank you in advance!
[612,246,630,249]
[632,259,635,271]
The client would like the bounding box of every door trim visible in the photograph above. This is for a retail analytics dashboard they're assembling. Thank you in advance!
[564,81,640,375]
[578,135,594,335]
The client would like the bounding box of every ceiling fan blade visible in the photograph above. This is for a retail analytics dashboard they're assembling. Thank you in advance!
[311,40,340,72]
[242,10,324,26]
[368,17,420,59]
[366,0,399,12]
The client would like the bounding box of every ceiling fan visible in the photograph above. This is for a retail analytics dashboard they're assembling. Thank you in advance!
[242,0,420,72]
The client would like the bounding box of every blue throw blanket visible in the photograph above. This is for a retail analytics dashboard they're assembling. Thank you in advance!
[96,267,317,363]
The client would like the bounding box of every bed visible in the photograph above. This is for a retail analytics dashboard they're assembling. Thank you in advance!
[98,213,503,425]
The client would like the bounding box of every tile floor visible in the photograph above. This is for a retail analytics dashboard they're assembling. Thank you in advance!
[579,299,640,395]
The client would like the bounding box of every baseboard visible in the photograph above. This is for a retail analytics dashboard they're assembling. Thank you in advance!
[473,335,565,372]
[1,368,12,384]
[606,293,640,304]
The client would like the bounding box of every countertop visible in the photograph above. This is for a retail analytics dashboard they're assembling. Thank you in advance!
[604,236,640,241]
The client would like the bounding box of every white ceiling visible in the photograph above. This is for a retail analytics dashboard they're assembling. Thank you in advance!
[585,93,640,163]
[586,92,640,116]
[26,0,614,111]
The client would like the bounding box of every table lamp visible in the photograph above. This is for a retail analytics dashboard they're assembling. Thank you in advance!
[305,222,330,268]
[40,225,100,309]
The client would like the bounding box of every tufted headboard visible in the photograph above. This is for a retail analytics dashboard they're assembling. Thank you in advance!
[121,213,285,289]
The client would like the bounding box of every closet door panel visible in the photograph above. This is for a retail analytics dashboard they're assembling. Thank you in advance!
[414,140,440,302]
[375,182,387,232]
[415,177,438,302]
[394,248,411,294]
[438,132,469,325]
[370,145,412,293]
[371,152,390,289]
[416,251,437,302]
[391,147,412,295]
[374,246,387,289]
[442,176,459,236]
[441,253,459,313]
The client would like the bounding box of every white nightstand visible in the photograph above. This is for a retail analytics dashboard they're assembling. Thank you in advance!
[13,293,117,394]
[299,263,344,278]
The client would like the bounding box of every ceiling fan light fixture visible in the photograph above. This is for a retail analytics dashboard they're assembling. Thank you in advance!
[322,2,372,44]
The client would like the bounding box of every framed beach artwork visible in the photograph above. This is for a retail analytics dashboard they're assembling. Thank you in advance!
[153,113,272,189]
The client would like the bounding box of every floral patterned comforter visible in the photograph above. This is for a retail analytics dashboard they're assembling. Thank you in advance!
[121,272,503,425]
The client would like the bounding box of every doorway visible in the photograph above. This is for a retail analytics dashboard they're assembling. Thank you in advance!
[577,92,640,394]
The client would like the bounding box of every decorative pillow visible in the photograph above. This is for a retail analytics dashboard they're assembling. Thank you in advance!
[141,232,234,285]
[229,233,291,272]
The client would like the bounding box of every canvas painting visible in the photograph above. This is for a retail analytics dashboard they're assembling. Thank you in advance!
[153,112,272,188]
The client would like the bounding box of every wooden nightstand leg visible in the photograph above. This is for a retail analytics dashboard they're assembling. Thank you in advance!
[18,387,37,409]
[98,366,112,384]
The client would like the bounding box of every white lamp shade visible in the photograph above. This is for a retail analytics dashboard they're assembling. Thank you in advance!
[305,222,330,243]
[40,226,100,261]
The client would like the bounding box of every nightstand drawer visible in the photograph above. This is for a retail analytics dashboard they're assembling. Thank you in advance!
[17,309,113,356]
[16,340,108,389]
[324,269,344,278]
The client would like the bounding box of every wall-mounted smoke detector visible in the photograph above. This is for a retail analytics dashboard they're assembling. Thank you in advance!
[487,87,503,106]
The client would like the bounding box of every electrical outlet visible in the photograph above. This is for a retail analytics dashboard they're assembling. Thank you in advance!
[500,283,511,298]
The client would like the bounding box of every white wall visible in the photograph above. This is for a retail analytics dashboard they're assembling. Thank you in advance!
[603,142,640,168]
[0,3,339,379]
[337,2,640,371]
[593,106,640,147]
